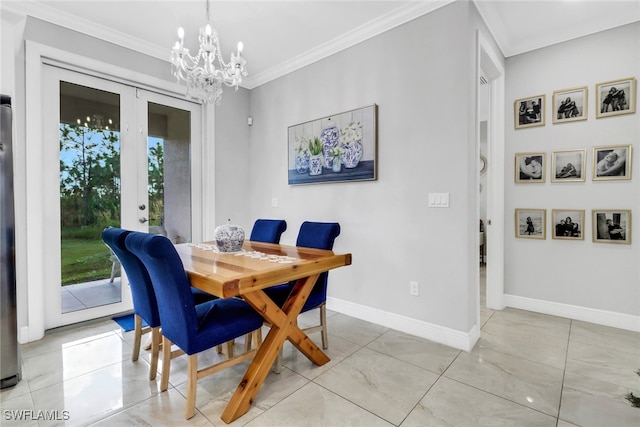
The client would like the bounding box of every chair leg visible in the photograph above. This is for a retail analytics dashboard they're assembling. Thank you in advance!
[226,340,234,358]
[274,349,282,374]
[148,326,161,380]
[244,328,263,352]
[160,336,172,392]
[244,332,252,353]
[216,339,236,355]
[185,354,198,419]
[132,314,142,361]
[255,327,263,346]
[319,304,328,350]
[109,261,116,283]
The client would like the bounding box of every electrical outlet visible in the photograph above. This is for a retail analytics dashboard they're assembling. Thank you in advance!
[409,281,419,296]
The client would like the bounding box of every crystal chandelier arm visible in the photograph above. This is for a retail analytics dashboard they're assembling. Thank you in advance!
[169,0,247,103]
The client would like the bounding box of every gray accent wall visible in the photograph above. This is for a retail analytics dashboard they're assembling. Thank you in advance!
[246,1,482,335]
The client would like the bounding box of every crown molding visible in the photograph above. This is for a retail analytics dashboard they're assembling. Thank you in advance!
[1,0,168,60]
[3,0,454,90]
[243,0,454,89]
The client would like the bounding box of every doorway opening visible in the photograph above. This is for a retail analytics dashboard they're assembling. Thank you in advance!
[477,31,506,330]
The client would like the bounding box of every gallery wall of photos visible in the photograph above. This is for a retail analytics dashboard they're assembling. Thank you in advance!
[512,76,636,245]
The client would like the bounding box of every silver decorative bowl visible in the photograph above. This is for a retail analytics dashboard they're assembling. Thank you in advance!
[214,220,245,252]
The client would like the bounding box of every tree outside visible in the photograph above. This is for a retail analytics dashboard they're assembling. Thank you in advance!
[59,121,164,285]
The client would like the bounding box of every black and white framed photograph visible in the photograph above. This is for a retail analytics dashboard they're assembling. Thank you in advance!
[515,209,546,240]
[551,149,586,182]
[515,152,546,183]
[592,209,631,245]
[515,94,545,129]
[553,86,587,124]
[592,144,632,181]
[552,209,585,240]
[596,77,636,118]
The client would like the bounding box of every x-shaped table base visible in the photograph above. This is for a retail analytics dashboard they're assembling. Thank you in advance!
[221,273,328,423]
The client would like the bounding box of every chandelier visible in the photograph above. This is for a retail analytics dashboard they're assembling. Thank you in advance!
[170,0,247,104]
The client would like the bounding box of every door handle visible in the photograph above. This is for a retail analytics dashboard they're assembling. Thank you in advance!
[138,204,146,210]
[139,217,148,224]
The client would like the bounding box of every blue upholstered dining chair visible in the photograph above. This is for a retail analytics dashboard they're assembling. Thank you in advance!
[265,221,341,373]
[124,231,265,420]
[249,219,287,244]
[102,227,218,380]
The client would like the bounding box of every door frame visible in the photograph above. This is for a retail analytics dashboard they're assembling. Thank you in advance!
[476,31,506,317]
[22,41,210,341]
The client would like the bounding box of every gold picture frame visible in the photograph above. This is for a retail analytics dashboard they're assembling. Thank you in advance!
[592,209,631,245]
[514,94,545,129]
[551,149,586,182]
[592,144,632,181]
[515,152,546,183]
[552,86,587,124]
[552,209,585,240]
[596,77,636,119]
[515,209,546,240]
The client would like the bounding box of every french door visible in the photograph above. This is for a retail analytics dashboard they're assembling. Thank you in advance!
[42,65,202,328]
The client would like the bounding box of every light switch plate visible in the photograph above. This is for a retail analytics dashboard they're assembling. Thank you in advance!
[428,192,450,208]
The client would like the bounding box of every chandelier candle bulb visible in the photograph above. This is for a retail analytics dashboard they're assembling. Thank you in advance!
[169,0,248,104]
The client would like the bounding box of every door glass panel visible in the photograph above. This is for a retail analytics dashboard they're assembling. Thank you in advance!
[147,102,191,243]
[59,81,121,313]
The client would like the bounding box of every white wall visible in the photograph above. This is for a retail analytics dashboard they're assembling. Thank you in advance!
[504,23,640,328]
[246,1,485,348]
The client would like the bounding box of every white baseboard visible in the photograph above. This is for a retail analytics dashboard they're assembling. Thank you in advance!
[326,297,478,352]
[504,294,640,333]
[326,295,639,351]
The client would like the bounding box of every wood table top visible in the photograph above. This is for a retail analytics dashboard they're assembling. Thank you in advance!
[176,241,352,298]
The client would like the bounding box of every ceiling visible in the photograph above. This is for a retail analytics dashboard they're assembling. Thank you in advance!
[3,1,639,89]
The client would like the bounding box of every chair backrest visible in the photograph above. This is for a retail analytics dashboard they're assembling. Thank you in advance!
[102,227,161,327]
[124,231,198,348]
[249,219,287,244]
[295,221,341,311]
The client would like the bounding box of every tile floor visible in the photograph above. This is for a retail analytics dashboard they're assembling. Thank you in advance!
[2,269,639,426]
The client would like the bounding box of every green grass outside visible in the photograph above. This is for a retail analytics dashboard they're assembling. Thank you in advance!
[61,227,116,285]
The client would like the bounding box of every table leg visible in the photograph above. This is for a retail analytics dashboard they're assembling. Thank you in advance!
[221,274,327,423]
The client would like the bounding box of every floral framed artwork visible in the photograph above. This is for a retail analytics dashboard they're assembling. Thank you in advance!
[596,77,636,118]
[592,209,631,245]
[287,104,377,185]
[515,209,546,240]
[552,86,587,124]
[552,209,585,240]
[551,149,586,182]
[592,144,632,181]
[514,94,545,129]
[515,152,546,183]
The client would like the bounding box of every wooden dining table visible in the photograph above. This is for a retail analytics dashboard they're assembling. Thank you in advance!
[175,240,352,424]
